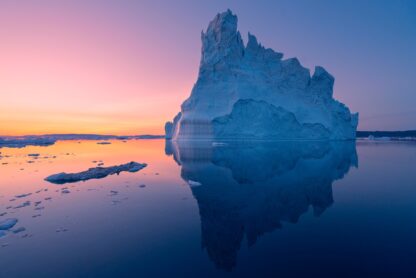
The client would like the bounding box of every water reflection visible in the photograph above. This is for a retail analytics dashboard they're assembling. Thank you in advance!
[166,140,358,270]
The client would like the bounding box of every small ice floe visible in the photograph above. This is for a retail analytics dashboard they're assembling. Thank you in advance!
[34,206,45,211]
[0,218,18,230]
[44,197,52,201]
[28,153,40,157]
[139,184,146,188]
[97,163,104,166]
[35,189,42,193]
[32,214,41,218]
[27,160,35,164]
[12,227,26,234]
[367,135,391,141]
[61,189,70,194]
[212,142,228,147]
[188,180,202,187]
[9,198,16,202]
[34,201,42,206]
[45,161,147,184]
[92,160,97,163]
[55,228,68,233]
[109,190,118,196]
[97,141,111,145]
[0,212,7,217]
[15,193,32,199]
[1,162,8,165]
[14,201,31,209]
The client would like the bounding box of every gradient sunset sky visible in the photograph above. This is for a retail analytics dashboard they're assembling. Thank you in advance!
[1,0,415,135]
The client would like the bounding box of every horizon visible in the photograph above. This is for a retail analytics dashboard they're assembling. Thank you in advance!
[1,0,415,135]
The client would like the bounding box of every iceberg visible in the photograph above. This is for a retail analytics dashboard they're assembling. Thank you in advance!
[166,10,358,140]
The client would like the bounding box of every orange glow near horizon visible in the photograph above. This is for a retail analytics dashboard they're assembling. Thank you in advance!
[0,2,197,136]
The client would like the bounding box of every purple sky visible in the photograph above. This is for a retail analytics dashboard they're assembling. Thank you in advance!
[1,0,415,134]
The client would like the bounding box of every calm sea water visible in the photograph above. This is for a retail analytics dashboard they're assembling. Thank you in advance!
[0,139,415,277]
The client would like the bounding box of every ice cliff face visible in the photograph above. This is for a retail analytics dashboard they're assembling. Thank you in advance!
[166,10,358,140]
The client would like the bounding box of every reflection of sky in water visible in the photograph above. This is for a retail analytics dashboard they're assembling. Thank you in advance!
[0,139,416,277]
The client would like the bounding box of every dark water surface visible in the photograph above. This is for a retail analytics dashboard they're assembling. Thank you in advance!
[0,139,415,277]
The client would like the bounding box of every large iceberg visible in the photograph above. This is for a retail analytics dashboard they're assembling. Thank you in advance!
[166,10,358,140]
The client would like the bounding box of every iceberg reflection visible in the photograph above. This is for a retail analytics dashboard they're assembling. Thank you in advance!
[166,140,358,271]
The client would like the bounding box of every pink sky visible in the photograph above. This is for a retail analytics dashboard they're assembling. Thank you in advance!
[1,1,415,135]
[0,1,198,135]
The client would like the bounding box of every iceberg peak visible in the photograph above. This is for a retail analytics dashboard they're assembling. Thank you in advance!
[166,11,358,140]
[200,10,244,71]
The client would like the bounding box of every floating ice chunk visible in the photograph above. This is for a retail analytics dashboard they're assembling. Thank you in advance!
[0,212,7,217]
[28,153,40,157]
[12,227,26,234]
[109,190,118,196]
[0,218,18,230]
[97,141,111,145]
[15,193,32,198]
[45,161,147,184]
[188,180,202,187]
[61,189,70,194]
[32,214,41,218]
[14,201,31,209]
[139,184,146,188]
[212,142,228,147]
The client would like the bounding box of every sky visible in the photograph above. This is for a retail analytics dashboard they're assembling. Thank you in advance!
[0,0,415,135]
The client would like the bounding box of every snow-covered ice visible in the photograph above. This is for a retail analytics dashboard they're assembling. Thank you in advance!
[166,10,358,141]
[45,161,147,184]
